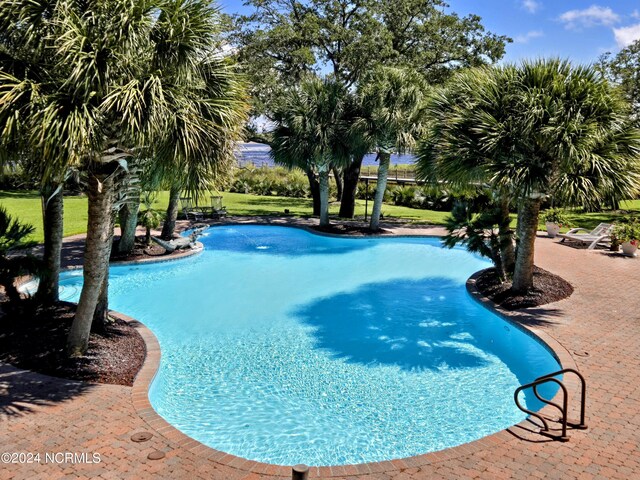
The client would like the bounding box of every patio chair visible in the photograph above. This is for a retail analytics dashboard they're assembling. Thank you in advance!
[557,223,614,250]
[179,197,204,221]
[208,195,227,219]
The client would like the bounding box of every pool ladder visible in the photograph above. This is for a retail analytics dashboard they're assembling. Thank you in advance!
[514,368,587,441]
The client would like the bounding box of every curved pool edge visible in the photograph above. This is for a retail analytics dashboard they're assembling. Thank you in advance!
[121,262,580,478]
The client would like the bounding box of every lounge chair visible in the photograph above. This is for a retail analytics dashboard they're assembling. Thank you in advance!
[151,235,196,253]
[179,197,204,221]
[202,195,227,219]
[557,223,614,250]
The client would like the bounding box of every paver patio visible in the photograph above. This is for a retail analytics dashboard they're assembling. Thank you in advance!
[1,219,639,479]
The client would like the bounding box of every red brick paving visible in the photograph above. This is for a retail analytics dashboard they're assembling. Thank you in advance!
[2,223,639,479]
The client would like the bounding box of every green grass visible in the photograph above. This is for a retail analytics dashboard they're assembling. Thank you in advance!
[0,190,450,242]
[0,191,89,242]
[2,189,638,243]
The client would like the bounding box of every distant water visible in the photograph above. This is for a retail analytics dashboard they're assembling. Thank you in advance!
[236,142,415,168]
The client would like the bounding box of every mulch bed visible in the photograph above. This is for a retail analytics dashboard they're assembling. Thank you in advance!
[476,266,574,310]
[0,302,145,386]
[110,238,169,262]
[310,224,392,236]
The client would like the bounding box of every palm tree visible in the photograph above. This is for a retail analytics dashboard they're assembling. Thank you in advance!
[271,76,352,226]
[354,67,428,231]
[0,0,247,356]
[416,67,518,275]
[417,59,640,291]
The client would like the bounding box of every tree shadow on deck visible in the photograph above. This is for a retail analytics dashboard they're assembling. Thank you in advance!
[0,364,93,418]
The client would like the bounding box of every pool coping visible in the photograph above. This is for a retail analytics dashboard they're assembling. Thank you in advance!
[121,225,581,478]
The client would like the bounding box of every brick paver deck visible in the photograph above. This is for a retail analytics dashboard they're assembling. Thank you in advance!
[1,221,639,479]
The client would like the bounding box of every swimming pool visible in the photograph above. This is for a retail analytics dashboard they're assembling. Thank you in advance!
[58,225,560,466]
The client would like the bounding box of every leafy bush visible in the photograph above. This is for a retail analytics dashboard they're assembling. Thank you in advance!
[613,218,640,244]
[541,208,570,226]
[228,166,310,198]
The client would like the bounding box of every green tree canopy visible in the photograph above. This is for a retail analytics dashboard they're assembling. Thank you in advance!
[227,0,510,115]
[599,39,640,121]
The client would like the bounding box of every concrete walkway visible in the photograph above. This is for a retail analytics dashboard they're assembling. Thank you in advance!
[1,220,639,479]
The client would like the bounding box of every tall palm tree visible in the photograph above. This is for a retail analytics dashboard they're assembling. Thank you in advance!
[416,67,518,275]
[0,0,247,356]
[354,67,428,231]
[417,59,640,291]
[271,76,352,226]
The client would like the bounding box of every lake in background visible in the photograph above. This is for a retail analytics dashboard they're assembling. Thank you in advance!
[236,142,416,168]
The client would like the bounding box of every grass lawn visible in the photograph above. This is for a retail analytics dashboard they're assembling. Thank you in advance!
[2,189,638,243]
[0,190,450,242]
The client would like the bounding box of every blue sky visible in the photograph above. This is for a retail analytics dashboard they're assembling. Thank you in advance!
[218,1,640,65]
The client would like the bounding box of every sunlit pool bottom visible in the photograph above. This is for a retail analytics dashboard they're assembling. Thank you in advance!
[58,225,560,466]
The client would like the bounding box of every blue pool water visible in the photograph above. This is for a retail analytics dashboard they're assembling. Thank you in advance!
[57,226,559,466]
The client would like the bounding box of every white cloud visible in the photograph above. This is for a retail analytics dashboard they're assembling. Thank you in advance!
[558,5,621,29]
[514,30,544,44]
[522,0,540,14]
[632,10,640,20]
[613,23,640,47]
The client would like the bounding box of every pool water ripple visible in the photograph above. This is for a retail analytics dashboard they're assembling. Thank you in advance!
[58,225,559,466]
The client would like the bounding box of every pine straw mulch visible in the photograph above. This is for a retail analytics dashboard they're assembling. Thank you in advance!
[475,266,574,310]
[0,302,145,386]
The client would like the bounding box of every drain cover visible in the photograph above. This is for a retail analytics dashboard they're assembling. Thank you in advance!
[147,450,166,461]
[131,432,153,443]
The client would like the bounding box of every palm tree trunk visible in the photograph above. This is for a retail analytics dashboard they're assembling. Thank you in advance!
[117,197,140,254]
[67,172,115,357]
[36,184,63,305]
[92,211,115,333]
[498,196,515,275]
[161,184,181,240]
[339,154,364,218]
[305,167,321,216]
[512,197,541,292]
[332,166,343,201]
[369,151,390,231]
[319,166,330,226]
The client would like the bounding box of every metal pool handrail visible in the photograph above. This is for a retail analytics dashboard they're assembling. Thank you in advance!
[514,368,588,442]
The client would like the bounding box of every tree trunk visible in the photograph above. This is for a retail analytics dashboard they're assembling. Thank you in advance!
[117,197,140,254]
[36,184,64,305]
[67,172,115,357]
[305,167,321,216]
[512,197,541,293]
[339,154,364,218]
[369,151,390,231]
[319,166,330,226]
[161,185,181,240]
[92,211,115,333]
[332,166,343,201]
[498,196,515,276]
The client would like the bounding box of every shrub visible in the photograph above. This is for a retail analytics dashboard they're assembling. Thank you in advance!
[541,208,570,226]
[228,166,310,198]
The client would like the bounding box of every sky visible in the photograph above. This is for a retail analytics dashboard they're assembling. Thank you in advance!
[217,0,640,65]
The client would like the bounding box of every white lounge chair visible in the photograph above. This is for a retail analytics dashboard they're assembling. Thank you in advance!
[557,223,614,250]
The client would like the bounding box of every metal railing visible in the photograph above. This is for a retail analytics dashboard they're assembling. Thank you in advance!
[514,368,587,442]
